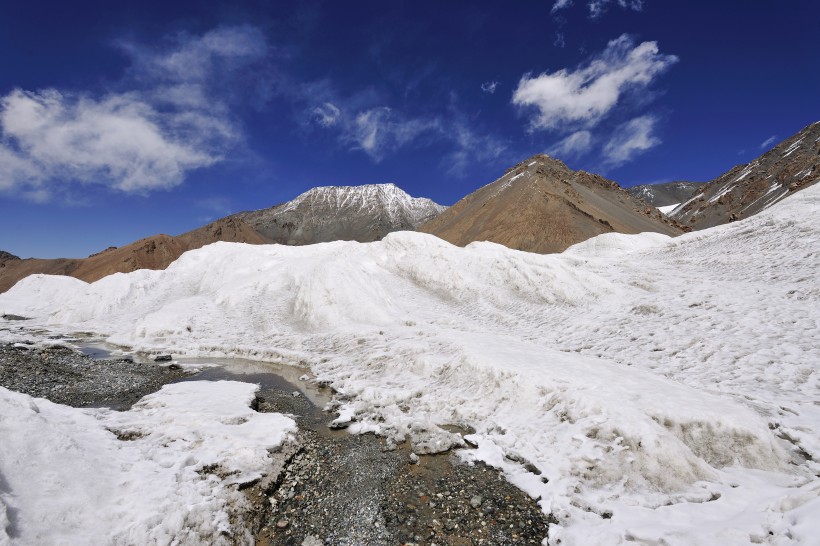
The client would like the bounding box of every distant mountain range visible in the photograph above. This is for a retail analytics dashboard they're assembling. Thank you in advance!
[235,183,445,245]
[627,181,705,208]
[0,217,269,293]
[2,121,818,292]
[420,154,682,254]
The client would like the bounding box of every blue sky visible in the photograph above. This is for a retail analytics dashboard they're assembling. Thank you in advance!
[1,0,818,258]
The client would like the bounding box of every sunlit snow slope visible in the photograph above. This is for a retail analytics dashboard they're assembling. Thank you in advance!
[2,185,819,545]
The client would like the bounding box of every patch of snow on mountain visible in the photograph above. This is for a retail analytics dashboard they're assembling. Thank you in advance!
[657,203,679,214]
[782,138,804,158]
[2,185,820,544]
[0,381,295,545]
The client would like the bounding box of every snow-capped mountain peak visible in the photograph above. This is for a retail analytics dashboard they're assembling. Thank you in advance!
[236,183,446,245]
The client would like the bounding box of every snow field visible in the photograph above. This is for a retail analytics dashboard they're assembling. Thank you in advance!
[0,381,296,545]
[1,185,819,544]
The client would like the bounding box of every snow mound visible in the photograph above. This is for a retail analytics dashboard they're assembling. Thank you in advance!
[0,381,295,545]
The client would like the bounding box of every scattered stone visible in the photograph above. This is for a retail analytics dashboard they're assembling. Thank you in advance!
[0,343,190,409]
[470,495,483,508]
[276,519,289,529]
[154,354,173,362]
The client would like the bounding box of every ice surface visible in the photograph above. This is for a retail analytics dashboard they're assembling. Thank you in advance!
[2,185,820,544]
[0,382,296,545]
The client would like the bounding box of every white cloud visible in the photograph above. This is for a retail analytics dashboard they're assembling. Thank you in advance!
[312,102,341,127]
[121,25,267,84]
[551,0,574,13]
[0,89,228,196]
[547,130,594,159]
[446,120,507,176]
[589,0,644,18]
[554,32,566,48]
[513,35,676,132]
[349,107,439,161]
[551,0,644,18]
[0,26,264,201]
[759,135,778,149]
[481,81,500,94]
[602,115,660,166]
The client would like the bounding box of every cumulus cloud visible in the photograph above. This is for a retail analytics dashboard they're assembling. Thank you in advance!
[0,25,265,201]
[547,130,594,159]
[0,89,228,195]
[512,34,677,132]
[481,81,500,94]
[602,115,659,166]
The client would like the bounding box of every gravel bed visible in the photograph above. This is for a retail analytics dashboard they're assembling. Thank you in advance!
[0,342,188,409]
[253,384,551,546]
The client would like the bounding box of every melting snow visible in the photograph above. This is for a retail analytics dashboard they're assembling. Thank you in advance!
[2,186,820,544]
[0,381,295,545]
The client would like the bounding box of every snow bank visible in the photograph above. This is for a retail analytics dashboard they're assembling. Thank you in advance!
[2,185,820,544]
[0,382,295,546]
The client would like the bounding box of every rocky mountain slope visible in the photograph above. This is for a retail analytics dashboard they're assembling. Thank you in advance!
[627,181,704,207]
[235,183,446,245]
[0,251,19,265]
[419,154,683,254]
[670,121,820,229]
[0,217,270,293]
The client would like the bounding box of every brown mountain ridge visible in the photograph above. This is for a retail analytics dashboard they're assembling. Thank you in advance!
[420,154,684,254]
[0,217,271,293]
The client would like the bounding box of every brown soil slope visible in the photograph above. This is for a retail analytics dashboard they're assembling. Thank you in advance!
[0,217,271,293]
[420,154,683,254]
[670,121,820,230]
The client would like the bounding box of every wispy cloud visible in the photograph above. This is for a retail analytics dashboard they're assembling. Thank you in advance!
[0,25,266,202]
[303,88,506,172]
[602,115,659,166]
[512,34,677,132]
[348,107,440,161]
[759,135,777,149]
[312,102,341,127]
[481,81,500,94]
[445,118,508,176]
[551,0,645,18]
[589,0,644,18]
[547,130,594,159]
[551,0,574,13]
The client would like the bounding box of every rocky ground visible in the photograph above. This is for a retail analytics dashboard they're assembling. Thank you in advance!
[0,336,551,545]
[250,380,551,546]
[0,342,188,408]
